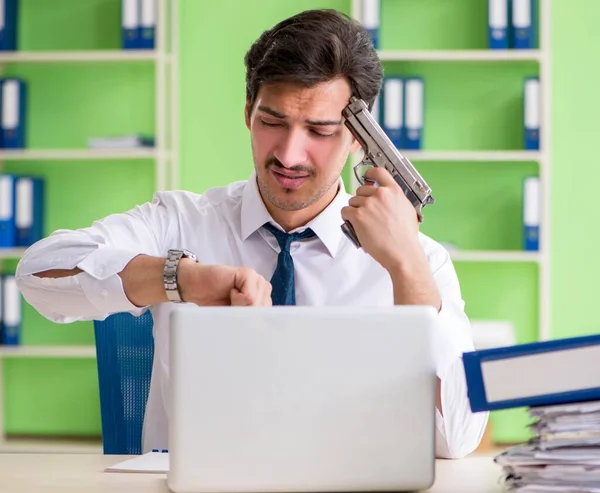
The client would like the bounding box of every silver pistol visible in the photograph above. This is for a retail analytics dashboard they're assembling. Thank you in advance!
[341,96,435,248]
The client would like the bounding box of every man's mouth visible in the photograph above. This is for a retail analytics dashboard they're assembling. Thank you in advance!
[271,168,310,189]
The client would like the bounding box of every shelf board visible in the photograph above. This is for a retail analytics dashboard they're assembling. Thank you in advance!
[378,49,542,62]
[0,50,163,63]
[0,247,27,259]
[449,251,541,262]
[0,436,102,454]
[0,148,161,161]
[0,346,96,358]
[401,150,543,162]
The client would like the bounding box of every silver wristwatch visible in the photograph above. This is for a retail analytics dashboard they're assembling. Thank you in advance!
[164,249,197,303]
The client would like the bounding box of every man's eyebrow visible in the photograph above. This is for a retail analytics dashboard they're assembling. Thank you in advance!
[257,105,343,126]
[258,105,286,119]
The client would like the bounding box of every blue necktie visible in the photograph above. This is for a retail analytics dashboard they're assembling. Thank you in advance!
[263,222,316,305]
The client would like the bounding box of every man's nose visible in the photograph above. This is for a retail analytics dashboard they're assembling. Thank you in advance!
[273,129,308,168]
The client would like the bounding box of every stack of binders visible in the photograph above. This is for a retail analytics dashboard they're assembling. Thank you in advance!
[488,0,536,49]
[375,77,424,150]
[122,0,157,50]
[463,333,600,492]
[0,173,45,248]
[0,274,21,345]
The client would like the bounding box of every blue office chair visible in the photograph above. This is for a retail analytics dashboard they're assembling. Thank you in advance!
[93,310,155,455]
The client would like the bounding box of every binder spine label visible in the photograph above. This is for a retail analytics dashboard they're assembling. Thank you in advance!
[0,174,14,247]
[488,0,508,49]
[139,0,156,49]
[362,0,380,48]
[524,77,540,150]
[404,78,424,150]
[122,0,140,49]
[512,0,533,49]
[2,275,20,345]
[523,176,540,251]
[382,78,403,149]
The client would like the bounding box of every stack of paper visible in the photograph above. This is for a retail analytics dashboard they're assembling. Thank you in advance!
[87,134,155,149]
[495,401,600,492]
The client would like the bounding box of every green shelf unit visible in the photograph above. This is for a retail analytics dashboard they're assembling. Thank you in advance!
[0,0,177,449]
[350,0,550,444]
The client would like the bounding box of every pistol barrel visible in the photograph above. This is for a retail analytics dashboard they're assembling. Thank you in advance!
[340,96,435,248]
[342,96,434,209]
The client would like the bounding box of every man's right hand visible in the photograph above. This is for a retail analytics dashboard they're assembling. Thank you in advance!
[178,260,273,306]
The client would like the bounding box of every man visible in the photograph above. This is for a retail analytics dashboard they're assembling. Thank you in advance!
[15,9,487,458]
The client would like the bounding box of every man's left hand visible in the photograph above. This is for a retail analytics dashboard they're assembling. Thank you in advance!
[341,166,423,272]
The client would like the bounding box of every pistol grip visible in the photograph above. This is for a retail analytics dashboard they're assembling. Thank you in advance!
[341,221,362,249]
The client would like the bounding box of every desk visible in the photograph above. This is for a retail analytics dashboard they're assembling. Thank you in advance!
[0,453,503,492]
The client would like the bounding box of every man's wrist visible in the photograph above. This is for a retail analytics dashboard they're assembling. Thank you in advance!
[173,258,199,303]
[163,249,198,302]
[384,240,426,279]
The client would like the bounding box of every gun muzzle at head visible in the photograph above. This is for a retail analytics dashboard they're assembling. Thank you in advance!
[340,96,435,248]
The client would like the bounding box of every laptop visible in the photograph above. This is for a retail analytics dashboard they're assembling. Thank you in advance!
[167,305,438,493]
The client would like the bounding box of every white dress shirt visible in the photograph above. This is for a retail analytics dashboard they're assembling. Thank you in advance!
[15,172,488,458]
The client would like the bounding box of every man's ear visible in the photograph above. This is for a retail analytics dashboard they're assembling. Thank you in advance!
[244,102,252,130]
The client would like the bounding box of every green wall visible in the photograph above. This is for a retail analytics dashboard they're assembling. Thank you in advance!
[3,0,597,445]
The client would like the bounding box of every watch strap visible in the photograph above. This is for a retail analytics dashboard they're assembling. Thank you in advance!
[164,249,197,303]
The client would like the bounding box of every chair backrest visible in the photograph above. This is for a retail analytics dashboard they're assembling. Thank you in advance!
[93,310,154,455]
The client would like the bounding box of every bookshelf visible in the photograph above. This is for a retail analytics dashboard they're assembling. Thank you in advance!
[0,148,164,160]
[0,50,165,63]
[377,49,543,62]
[0,0,179,453]
[351,0,550,443]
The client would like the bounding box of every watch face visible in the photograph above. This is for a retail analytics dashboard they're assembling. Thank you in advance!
[181,249,197,261]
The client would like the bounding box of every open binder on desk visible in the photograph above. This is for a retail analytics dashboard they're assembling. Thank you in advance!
[463,333,600,413]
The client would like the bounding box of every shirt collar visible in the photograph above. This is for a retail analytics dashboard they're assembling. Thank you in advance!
[240,171,350,258]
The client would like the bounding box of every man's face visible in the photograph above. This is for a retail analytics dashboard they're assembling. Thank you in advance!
[245,78,360,213]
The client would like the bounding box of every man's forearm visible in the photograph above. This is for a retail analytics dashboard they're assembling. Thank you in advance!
[389,246,444,414]
[35,254,169,308]
[118,255,169,307]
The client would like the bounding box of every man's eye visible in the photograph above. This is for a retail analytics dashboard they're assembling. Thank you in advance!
[260,119,282,128]
[310,129,334,138]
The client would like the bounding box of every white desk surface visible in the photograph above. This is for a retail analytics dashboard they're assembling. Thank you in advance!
[0,453,504,492]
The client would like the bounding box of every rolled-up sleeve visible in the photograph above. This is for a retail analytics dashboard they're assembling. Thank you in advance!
[424,239,489,459]
[15,192,174,323]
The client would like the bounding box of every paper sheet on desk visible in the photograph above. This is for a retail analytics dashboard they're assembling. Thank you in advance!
[105,451,169,473]
[506,484,600,492]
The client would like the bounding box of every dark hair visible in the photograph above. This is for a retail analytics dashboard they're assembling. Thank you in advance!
[244,9,383,115]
